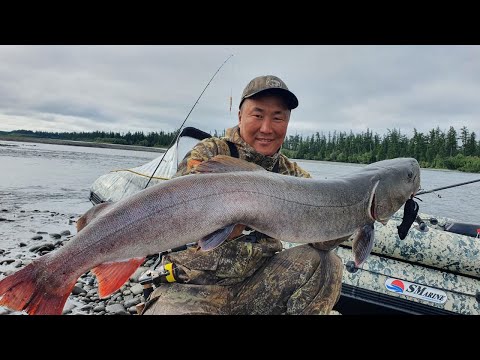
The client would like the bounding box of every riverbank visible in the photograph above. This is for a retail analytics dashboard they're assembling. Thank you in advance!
[0,207,153,315]
[0,136,167,153]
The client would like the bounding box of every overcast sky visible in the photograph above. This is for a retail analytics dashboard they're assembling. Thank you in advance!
[0,45,479,139]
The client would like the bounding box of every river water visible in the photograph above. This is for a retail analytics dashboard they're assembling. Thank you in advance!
[0,140,479,253]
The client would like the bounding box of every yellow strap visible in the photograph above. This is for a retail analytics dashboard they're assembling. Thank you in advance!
[164,263,176,283]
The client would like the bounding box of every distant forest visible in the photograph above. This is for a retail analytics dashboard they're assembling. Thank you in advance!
[1,126,479,173]
[282,126,480,173]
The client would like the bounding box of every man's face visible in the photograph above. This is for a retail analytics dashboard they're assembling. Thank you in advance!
[238,94,290,156]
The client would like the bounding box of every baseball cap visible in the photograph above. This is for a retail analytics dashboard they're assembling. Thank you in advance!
[239,75,299,110]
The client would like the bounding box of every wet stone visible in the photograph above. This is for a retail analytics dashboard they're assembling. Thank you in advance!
[106,303,128,315]
[130,284,144,295]
[80,304,93,312]
[72,286,85,295]
[0,259,15,265]
[124,297,141,308]
[93,305,105,313]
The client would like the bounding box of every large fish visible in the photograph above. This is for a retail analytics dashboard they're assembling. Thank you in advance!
[0,155,420,315]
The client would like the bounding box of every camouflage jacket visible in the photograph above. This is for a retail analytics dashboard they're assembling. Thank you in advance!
[174,125,311,178]
[165,126,312,285]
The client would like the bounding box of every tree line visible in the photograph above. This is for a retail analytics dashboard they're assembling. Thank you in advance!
[2,126,479,173]
[282,126,480,173]
[1,129,177,148]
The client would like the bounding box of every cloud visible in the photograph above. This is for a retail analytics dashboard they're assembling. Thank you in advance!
[0,45,479,139]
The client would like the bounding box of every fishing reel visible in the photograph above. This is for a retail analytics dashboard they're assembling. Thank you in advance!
[138,266,176,300]
[138,242,197,300]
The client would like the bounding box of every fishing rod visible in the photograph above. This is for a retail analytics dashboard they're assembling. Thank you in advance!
[416,178,480,196]
[144,53,234,189]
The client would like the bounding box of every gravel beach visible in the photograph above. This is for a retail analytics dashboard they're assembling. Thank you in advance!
[0,207,156,315]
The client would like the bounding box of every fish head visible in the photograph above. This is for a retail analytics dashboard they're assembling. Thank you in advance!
[367,158,421,225]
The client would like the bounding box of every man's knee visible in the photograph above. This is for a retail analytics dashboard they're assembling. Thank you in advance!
[285,247,343,315]
[142,283,229,315]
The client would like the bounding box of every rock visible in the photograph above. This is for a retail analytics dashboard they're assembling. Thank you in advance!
[86,289,98,297]
[49,233,61,239]
[106,303,128,315]
[124,297,141,308]
[72,286,86,295]
[0,259,15,265]
[80,304,93,312]
[31,235,43,240]
[29,243,55,253]
[62,301,77,315]
[19,242,27,247]
[93,305,105,313]
[130,284,144,296]
[60,230,71,236]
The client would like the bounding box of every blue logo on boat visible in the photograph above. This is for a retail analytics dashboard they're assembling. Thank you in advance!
[386,279,404,293]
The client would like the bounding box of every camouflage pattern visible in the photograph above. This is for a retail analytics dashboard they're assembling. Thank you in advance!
[175,126,311,178]
[239,75,299,110]
[283,209,480,315]
[142,127,346,314]
[142,244,343,315]
[347,210,480,278]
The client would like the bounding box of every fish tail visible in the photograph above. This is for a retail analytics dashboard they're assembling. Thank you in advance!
[0,263,75,315]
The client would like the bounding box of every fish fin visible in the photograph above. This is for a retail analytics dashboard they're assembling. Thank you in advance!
[198,224,237,251]
[352,223,375,267]
[194,155,266,173]
[77,202,112,232]
[91,257,145,298]
[0,263,75,315]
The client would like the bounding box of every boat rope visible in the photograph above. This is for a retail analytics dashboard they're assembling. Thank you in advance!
[416,178,480,196]
[143,53,234,189]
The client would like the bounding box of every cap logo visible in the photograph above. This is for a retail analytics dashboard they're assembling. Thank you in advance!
[266,79,282,88]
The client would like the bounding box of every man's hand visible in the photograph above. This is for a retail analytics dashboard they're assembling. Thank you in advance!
[228,224,247,240]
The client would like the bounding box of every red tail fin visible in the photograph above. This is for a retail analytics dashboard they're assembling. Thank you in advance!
[0,263,76,315]
[91,257,145,298]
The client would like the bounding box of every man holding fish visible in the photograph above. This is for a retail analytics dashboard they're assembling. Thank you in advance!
[142,75,346,315]
[0,75,420,315]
